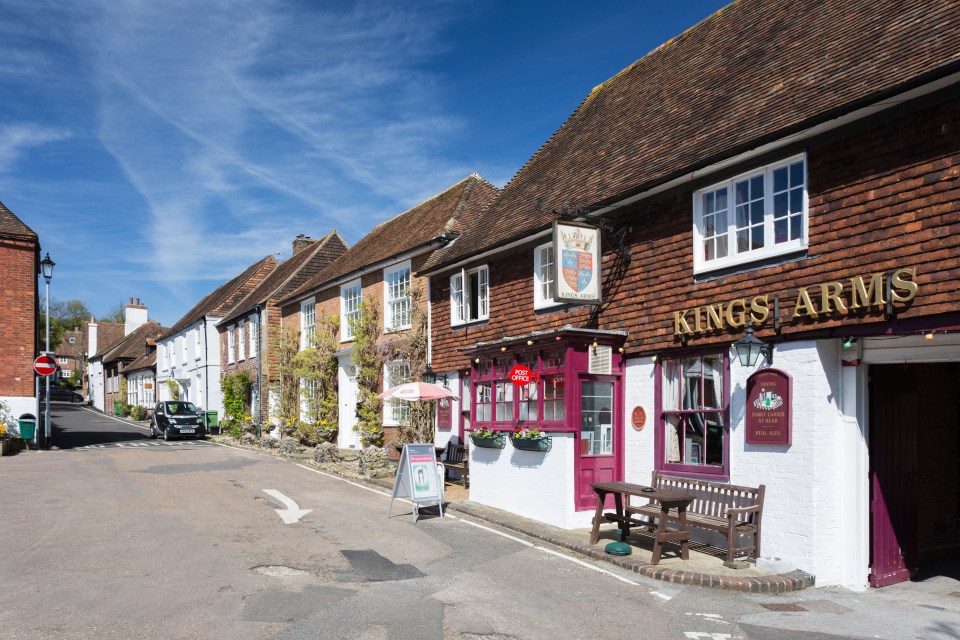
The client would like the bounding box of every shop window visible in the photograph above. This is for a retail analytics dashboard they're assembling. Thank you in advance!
[518,382,538,421]
[542,376,565,421]
[543,349,565,369]
[475,382,492,422]
[659,353,729,477]
[693,154,807,274]
[495,381,514,421]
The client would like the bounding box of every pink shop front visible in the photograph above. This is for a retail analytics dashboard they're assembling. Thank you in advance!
[443,328,626,529]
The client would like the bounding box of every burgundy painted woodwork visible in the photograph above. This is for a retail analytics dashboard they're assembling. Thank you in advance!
[869,364,919,587]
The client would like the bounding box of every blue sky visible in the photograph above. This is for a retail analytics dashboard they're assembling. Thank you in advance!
[0,0,728,327]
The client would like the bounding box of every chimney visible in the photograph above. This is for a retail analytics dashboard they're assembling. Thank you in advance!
[292,234,316,255]
[88,317,98,356]
[125,298,149,336]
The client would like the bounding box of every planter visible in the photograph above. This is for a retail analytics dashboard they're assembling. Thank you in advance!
[469,435,505,449]
[511,436,552,452]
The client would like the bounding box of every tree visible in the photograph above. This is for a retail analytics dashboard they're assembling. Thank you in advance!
[102,303,126,324]
[50,298,92,331]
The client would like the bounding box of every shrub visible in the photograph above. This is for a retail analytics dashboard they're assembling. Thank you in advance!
[129,405,149,421]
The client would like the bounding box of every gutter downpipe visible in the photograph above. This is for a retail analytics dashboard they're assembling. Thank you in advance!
[255,304,263,438]
[203,317,210,425]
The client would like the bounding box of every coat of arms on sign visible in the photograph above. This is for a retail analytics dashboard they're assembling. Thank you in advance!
[560,227,594,292]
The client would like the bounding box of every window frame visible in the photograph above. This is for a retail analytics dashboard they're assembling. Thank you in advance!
[692,153,808,274]
[655,351,731,479]
[248,314,257,358]
[237,320,245,361]
[450,265,489,326]
[300,298,316,350]
[226,326,235,364]
[384,359,410,425]
[383,261,412,332]
[533,242,559,309]
[340,280,362,342]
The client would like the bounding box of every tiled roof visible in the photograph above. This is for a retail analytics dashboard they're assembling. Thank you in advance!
[284,174,498,303]
[0,200,38,239]
[218,230,349,326]
[90,321,126,358]
[423,0,960,272]
[101,322,166,365]
[160,256,278,339]
[124,350,157,373]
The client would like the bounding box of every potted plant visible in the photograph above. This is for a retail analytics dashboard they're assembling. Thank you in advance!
[0,400,15,456]
[511,425,552,452]
[468,427,505,449]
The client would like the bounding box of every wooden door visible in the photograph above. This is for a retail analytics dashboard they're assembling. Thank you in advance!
[869,364,919,587]
[576,379,620,510]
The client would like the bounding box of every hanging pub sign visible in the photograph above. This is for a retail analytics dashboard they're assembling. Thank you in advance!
[745,368,792,446]
[552,221,602,305]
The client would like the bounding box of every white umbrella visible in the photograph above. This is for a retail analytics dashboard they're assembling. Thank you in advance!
[377,381,455,401]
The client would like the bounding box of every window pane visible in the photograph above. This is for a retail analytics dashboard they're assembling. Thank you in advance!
[543,376,565,420]
[773,166,787,192]
[790,160,804,186]
[790,189,802,215]
[751,225,764,250]
[774,193,787,218]
[518,382,538,421]
[661,355,726,469]
[774,218,788,244]
[791,215,802,241]
[581,381,613,455]
[495,381,513,421]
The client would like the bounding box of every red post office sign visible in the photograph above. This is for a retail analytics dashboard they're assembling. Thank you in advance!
[509,365,537,386]
[745,368,792,446]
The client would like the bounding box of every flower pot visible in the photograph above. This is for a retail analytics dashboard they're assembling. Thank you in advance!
[470,435,505,449]
[512,436,551,452]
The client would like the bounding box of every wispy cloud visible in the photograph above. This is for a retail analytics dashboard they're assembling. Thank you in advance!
[0,124,71,172]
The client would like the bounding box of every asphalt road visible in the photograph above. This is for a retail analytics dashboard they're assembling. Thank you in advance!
[1,405,958,639]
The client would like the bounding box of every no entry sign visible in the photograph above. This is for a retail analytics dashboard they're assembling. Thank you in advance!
[34,354,57,376]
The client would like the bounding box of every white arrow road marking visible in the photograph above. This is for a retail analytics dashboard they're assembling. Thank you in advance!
[263,489,312,524]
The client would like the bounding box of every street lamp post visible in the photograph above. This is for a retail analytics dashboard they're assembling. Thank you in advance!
[40,253,55,448]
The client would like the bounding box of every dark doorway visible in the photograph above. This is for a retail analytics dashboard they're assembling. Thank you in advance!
[869,363,960,587]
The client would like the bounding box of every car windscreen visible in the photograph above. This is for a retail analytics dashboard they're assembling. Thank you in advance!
[168,402,198,415]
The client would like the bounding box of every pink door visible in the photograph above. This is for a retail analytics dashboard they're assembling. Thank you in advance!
[576,379,620,510]
[869,365,918,587]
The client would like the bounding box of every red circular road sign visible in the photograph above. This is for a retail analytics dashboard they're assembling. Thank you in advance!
[34,354,57,376]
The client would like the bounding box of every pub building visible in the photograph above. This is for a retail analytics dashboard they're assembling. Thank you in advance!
[420,0,960,590]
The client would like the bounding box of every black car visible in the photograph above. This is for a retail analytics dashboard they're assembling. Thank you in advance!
[41,385,84,403]
[150,401,205,440]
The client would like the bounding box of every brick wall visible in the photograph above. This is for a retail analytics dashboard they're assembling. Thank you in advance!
[431,96,960,370]
[0,238,38,398]
[219,318,262,421]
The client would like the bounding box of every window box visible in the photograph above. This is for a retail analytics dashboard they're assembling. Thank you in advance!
[469,430,505,449]
[511,436,552,452]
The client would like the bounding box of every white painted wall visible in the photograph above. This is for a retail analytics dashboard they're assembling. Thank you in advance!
[468,433,593,529]
[1,395,39,435]
[155,318,222,416]
[88,359,105,411]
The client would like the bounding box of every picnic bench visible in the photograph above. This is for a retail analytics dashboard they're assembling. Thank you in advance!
[441,442,468,488]
[626,471,765,565]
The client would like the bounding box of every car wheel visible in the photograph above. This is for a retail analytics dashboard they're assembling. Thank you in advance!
[149,423,158,439]
[163,428,170,441]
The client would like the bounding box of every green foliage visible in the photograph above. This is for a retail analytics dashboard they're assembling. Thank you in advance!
[50,298,92,331]
[291,313,340,445]
[221,371,252,422]
[119,376,128,401]
[379,285,432,445]
[167,380,180,400]
[129,405,149,421]
[351,300,384,447]
[271,326,301,434]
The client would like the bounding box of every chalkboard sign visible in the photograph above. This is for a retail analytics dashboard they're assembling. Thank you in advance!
[388,443,444,522]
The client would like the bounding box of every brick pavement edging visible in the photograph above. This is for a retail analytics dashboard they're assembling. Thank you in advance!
[441,502,815,593]
[194,434,817,593]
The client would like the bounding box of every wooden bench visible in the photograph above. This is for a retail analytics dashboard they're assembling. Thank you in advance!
[626,471,765,565]
[441,442,468,488]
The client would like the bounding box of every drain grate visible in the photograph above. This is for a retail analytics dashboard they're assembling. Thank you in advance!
[759,603,807,612]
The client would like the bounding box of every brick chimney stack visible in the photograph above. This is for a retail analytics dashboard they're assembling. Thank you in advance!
[292,234,317,255]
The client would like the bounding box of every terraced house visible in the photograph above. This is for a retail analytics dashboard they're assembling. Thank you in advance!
[216,232,347,427]
[421,0,960,589]
[279,174,497,452]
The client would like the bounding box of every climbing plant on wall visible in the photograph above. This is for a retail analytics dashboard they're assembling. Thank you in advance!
[271,325,301,437]
[221,370,252,422]
[351,300,384,447]
[292,313,340,445]
[380,285,432,445]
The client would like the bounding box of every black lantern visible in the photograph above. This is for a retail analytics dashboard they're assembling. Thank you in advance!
[40,252,55,284]
[422,364,447,386]
[732,324,773,367]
